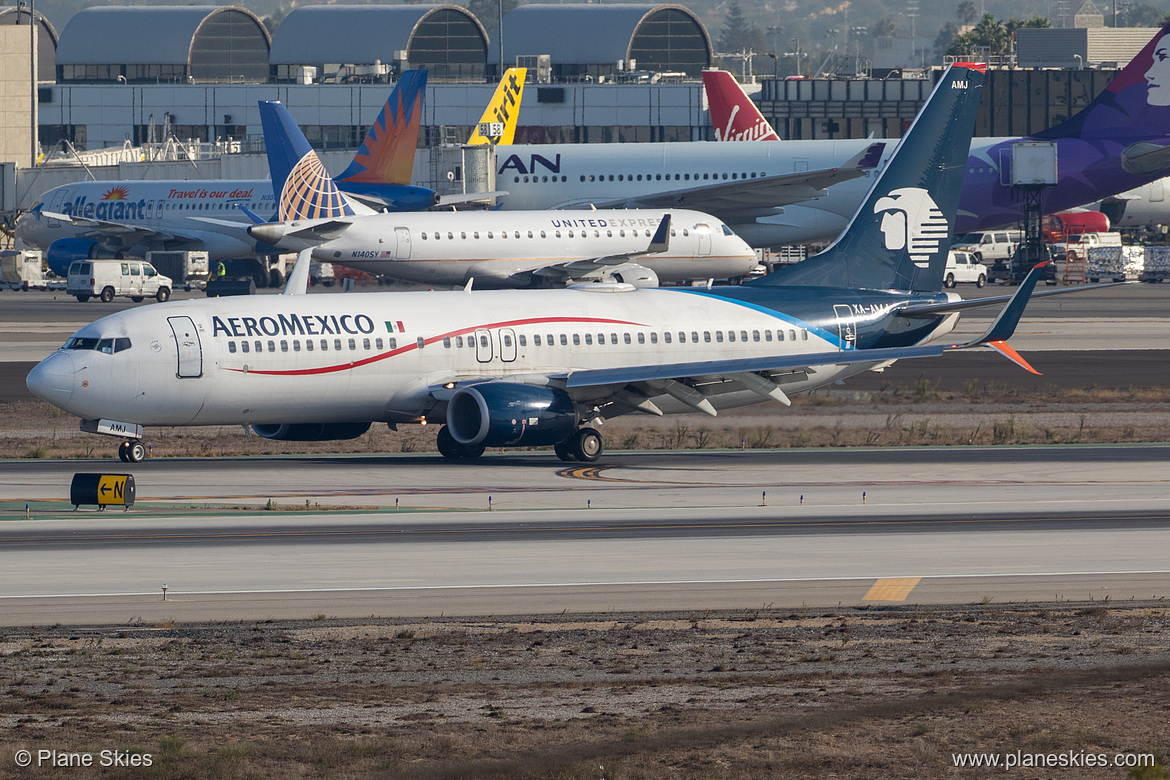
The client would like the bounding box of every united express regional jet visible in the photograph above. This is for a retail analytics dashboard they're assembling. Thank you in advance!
[244,100,758,287]
[26,65,1076,464]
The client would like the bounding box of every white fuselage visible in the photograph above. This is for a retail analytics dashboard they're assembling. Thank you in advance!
[16,180,279,259]
[296,209,758,286]
[28,287,956,430]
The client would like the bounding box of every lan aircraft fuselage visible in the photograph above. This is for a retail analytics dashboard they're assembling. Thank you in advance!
[25,65,1082,463]
[495,22,1170,248]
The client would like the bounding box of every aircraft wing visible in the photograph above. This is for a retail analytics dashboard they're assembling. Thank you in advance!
[42,210,188,251]
[584,142,885,218]
[530,215,671,283]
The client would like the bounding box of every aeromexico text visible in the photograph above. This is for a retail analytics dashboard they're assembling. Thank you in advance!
[212,313,377,338]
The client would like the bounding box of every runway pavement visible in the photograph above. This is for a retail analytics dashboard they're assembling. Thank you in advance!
[2,446,1169,625]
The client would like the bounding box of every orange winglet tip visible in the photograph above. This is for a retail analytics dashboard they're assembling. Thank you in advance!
[987,340,1041,375]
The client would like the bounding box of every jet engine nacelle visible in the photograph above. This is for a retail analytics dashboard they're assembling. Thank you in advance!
[447,383,576,448]
[605,264,660,288]
[251,422,372,441]
[46,238,102,277]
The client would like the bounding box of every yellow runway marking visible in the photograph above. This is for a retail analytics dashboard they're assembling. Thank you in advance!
[863,577,922,601]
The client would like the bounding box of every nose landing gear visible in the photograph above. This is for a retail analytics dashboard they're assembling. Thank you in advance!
[117,440,147,463]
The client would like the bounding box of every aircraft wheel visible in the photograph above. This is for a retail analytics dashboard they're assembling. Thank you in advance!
[126,441,146,463]
[436,425,460,459]
[570,428,603,462]
[100,286,115,303]
[458,443,485,459]
[118,441,130,462]
[553,440,577,462]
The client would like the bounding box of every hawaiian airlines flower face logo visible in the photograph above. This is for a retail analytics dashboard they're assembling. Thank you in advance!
[1145,34,1170,106]
[279,152,352,221]
[873,187,949,269]
[102,185,130,201]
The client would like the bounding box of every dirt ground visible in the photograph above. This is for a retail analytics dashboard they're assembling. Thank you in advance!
[1,605,1167,779]
[6,380,1170,460]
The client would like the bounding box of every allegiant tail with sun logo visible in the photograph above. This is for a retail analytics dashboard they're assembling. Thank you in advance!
[25,65,1119,464]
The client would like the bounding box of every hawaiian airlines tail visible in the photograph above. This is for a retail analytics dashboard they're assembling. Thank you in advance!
[467,67,527,145]
[260,101,357,222]
[1037,18,1170,145]
[703,69,780,142]
[754,64,986,292]
[336,70,427,187]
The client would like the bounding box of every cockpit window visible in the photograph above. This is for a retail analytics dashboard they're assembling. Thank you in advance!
[64,336,131,352]
[65,337,100,350]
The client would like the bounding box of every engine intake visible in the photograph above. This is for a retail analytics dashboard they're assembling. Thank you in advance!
[251,422,371,441]
[447,383,576,448]
[47,238,102,277]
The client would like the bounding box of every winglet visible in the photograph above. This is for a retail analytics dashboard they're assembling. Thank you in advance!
[985,340,1041,375]
[646,214,671,253]
[967,261,1048,345]
[281,248,313,296]
[235,203,266,225]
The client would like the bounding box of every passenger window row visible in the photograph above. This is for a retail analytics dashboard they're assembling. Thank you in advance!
[511,172,768,184]
[224,327,810,357]
[227,336,394,355]
[419,228,665,240]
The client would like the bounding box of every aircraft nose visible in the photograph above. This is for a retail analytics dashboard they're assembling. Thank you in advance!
[26,351,76,409]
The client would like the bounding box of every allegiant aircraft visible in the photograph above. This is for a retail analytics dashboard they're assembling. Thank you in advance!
[26,64,1116,464]
[496,21,1170,248]
[16,70,527,276]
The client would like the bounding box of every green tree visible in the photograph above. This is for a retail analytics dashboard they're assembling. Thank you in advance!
[718,2,764,53]
[874,18,897,38]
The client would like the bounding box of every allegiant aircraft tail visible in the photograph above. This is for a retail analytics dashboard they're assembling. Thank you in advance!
[260,100,357,222]
[753,63,986,293]
[467,67,527,145]
[336,70,427,186]
[702,69,781,142]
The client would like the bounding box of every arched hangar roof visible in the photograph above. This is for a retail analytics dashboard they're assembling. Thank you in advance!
[56,6,269,80]
[269,5,488,69]
[492,4,712,74]
[0,8,58,78]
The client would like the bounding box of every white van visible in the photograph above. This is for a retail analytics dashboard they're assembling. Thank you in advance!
[66,259,172,303]
[951,230,1022,264]
[943,250,988,288]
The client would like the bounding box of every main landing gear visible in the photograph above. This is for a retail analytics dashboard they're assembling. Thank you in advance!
[435,425,486,460]
[117,439,147,463]
[553,427,603,463]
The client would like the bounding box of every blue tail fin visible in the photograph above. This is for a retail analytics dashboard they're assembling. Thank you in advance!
[1037,19,1170,141]
[259,100,356,222]
[336,70,427,186]
[753,64,984,292]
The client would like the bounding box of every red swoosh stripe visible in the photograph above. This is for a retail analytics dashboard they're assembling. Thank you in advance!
[226,315,646,377]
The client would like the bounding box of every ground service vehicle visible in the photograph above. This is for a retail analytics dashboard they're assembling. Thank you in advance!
[66,259,172,303]
[943,250,988,288]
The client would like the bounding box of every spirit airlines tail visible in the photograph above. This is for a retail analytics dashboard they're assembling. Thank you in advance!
[31,64,1093,464]
[467,67,526,145]
[498,21,1170,248]
[703,69,780,141]
[247,99,758,288]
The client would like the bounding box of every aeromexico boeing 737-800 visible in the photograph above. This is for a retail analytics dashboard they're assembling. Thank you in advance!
[15,70,527,277]
[25,65,1100,464]
[494,20,1170,248]
[240,100,758,287]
